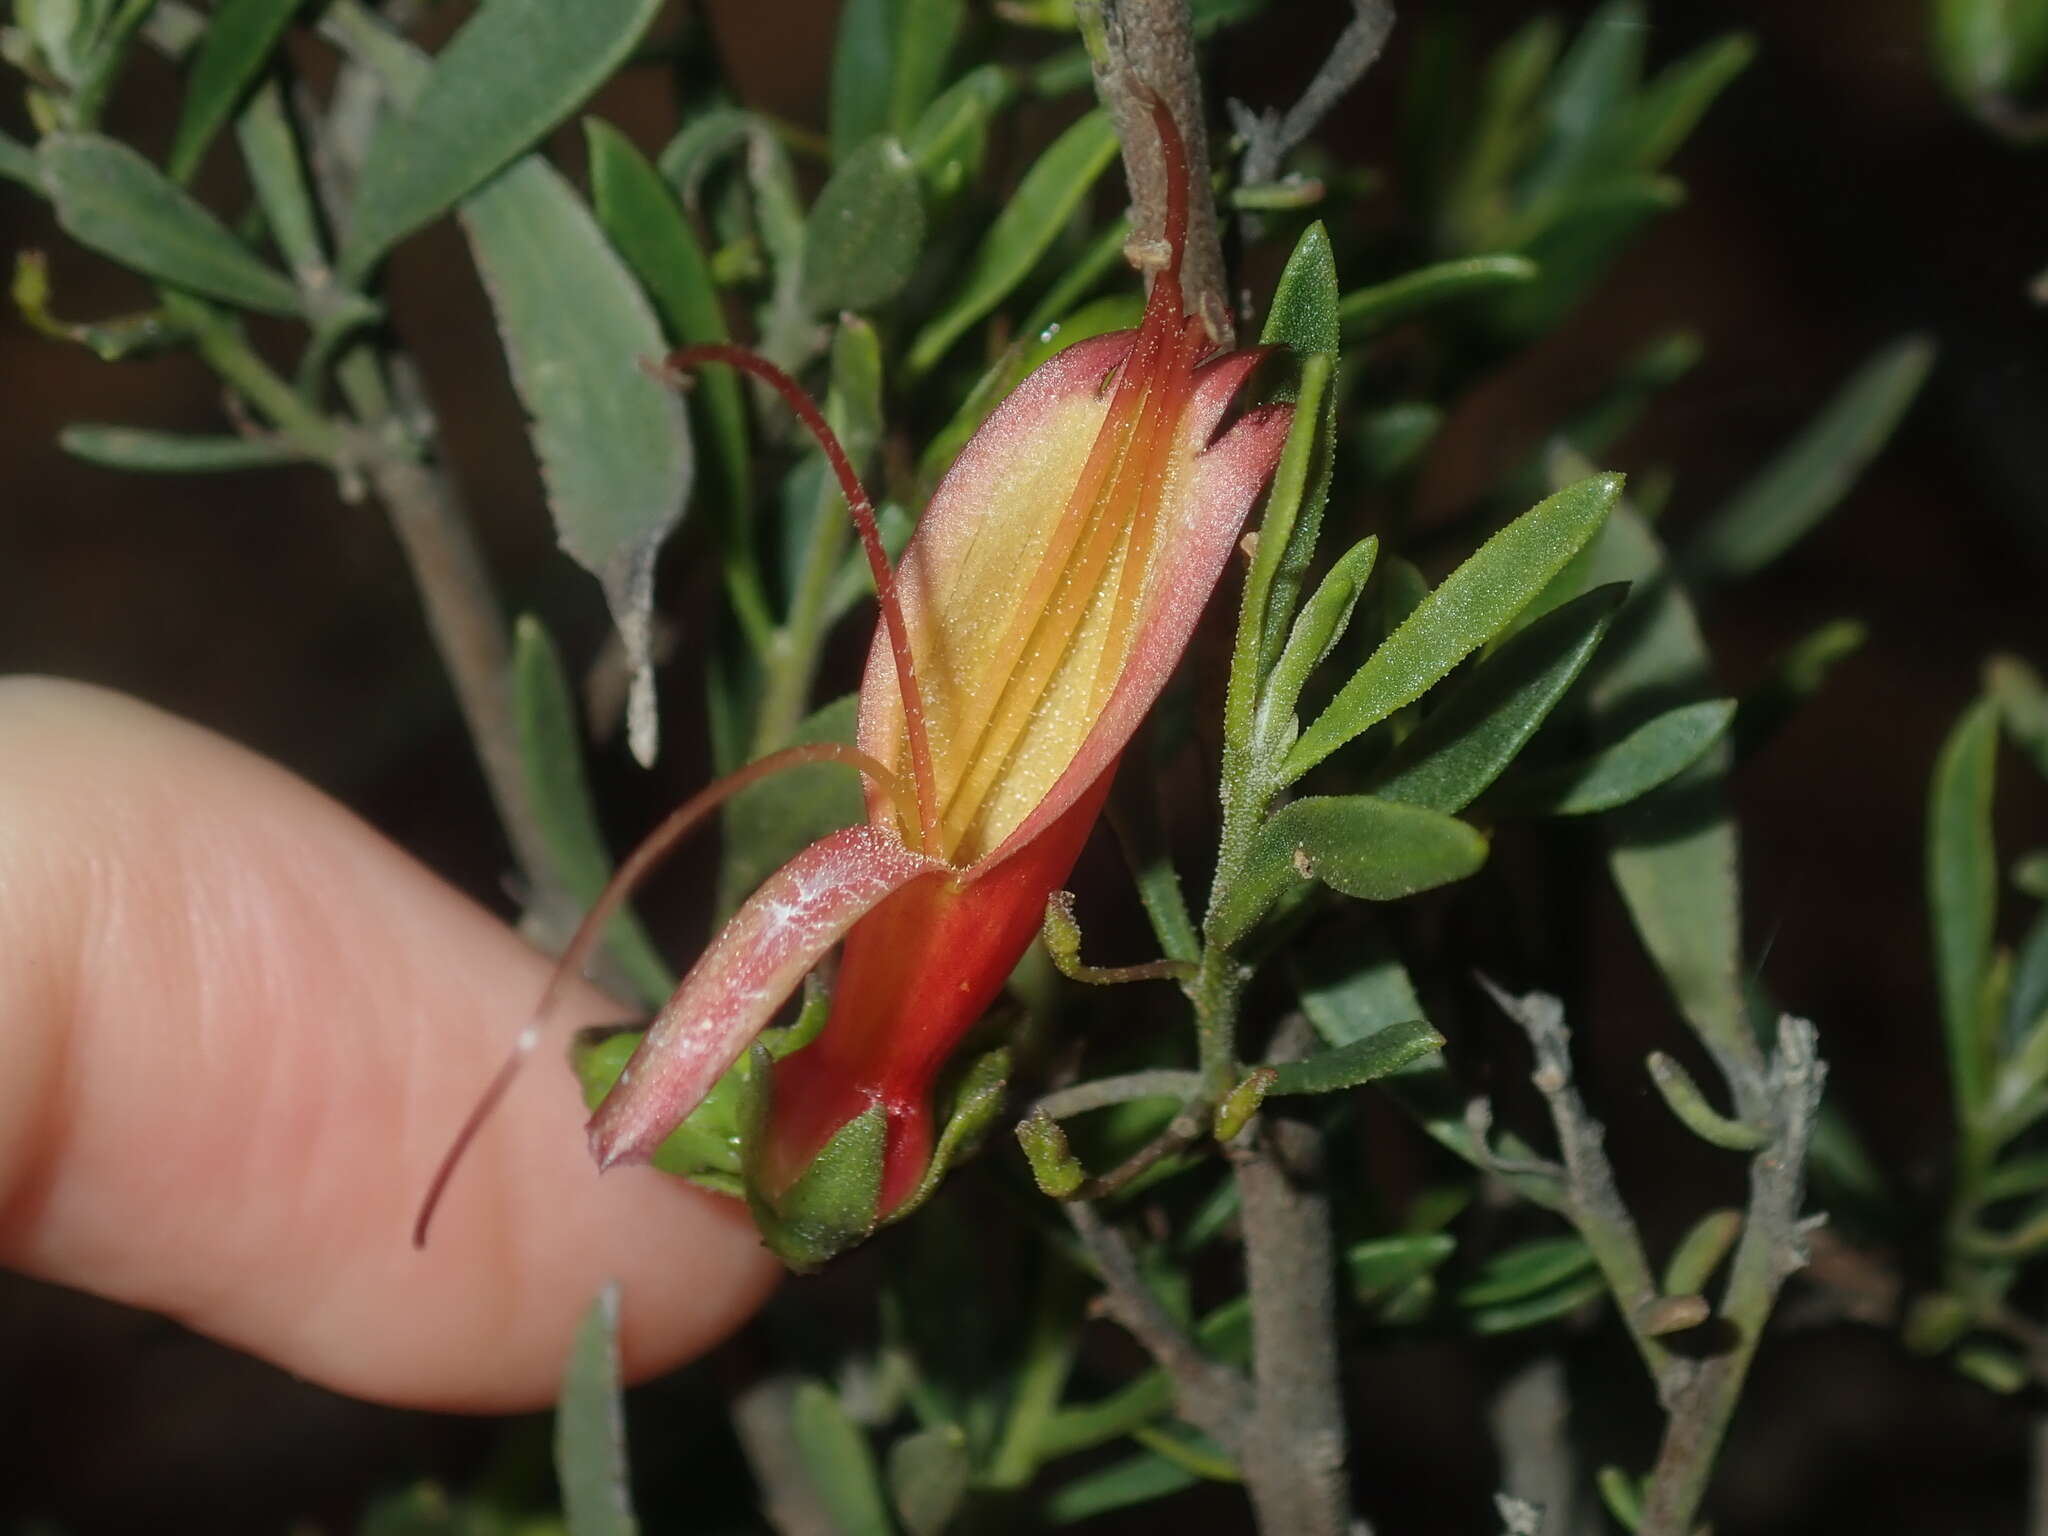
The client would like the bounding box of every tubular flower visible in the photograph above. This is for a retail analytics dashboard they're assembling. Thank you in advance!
[567,106,1287,1264]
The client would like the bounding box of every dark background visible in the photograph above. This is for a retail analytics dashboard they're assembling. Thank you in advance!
[3,0,2045,1530]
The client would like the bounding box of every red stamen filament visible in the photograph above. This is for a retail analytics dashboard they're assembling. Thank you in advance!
[662,344,942,856]
[412,740,901,1248]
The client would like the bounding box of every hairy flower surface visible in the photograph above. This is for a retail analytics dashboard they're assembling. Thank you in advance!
[582,106,1292,1235]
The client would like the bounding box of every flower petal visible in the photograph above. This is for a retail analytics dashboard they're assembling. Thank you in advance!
[586,825,939,1169]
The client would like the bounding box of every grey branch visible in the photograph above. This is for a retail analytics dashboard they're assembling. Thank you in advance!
[1232,0,1395,189]
[1083,0,1235,347]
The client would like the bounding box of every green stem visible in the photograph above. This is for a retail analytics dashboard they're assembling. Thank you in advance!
[986,1267,1084,1489]
[160,291,348,464]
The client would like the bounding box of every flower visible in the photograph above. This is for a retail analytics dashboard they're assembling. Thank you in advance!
[414,103,1294,1263]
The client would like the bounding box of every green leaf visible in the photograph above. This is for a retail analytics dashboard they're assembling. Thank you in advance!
[1260,219,1342,361]
[462,156,690,769]
[1285,473,1621,781]
[167,0,302,183]
[1366,584,1625,814]
[1346,1232,1457,1301]
[585,119,752,533]
[1259,535,1381,752]
[905,108,1119,376]
[1934,0,2048,102]
[1293,924,1426,1048]
[1467,1268,1609,1334]
[1625,32,1755,170]
[1488,173,1680,337]
[1458,1235,1596,1307]
[339,0,665,282]
[1662,1208,1742,1295]
[0,129,40,192]
[890,0,965,138]
[1683,335,1934,584]
[1210,796,1489,949]
[790,1380,895,1536]
[58,422,305,472]
[888,1424,970,1536]
[803,134,926,313]
[1522,0,1647,200]
[37,133,302,315]
[1497,699,1736,816]
[1987,654,2048,781]
[512,617,675,1009]
[1359,401,1442,483]
[829,0,894,162]
[1267,1019,1445,1095]
[904,63,1011,192]
[1645,1050,1768,1151]
[234,79,329,283]
[576,1027,745,1191]
[1336,253,1537,339]
[1930,698,2002,1120]
[1045,1452,1199,1524]
[2008,906,2048,1055]
[555,1283,638,1536]
[1731,618,1866,758]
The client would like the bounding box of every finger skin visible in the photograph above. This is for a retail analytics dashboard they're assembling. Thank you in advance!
[0,679,779,1411]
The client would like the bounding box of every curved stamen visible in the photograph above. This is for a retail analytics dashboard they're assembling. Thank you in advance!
[412,739,901,1248]
[661,344,943,856]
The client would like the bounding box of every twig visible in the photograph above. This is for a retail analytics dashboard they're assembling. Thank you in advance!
[1036,1069,1203,1120]
[1490,1355,1580,1535]
[1479,979,1673,1388]
[1638,1016,1826,1535]
[1066,1199,1255,1449]
[1229,1,1394,247]
[1081,0,1234,346]
[1227,1015,1352,1536]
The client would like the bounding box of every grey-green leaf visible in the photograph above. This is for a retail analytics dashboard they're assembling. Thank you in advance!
[462,157,691,769]
[1267,1019,1445,1095]
[1683,335,1934,584]
[905,108,1120,376]
[1286,473,1622,781]
[0,129,39,192]
[890,0,966,138]
[1211,796,1488,949]
[1498,698,1736,816]
[1367,584,1626,814]
[1930,698,2001,1119]
[1336,253,1538,339]
[512,616,676,1010]
[339,0,665,282]
[803,135,926,313]
[555,1283,638,1536]
[888,1424,970,1536]
[167,0,302,183]
[585,119,751,534]
[790,1379,895,1536]
[38,133,302,315]
[59,423,305,472]
[829,0,894,162]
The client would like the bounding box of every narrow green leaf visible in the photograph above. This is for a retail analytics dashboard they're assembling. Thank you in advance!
[1684,335,1934,584]
[512,617,675,1010]
[1497,699,1736,816]
[1267,1019,1445,1095]
[905,108,1119,376]
[1045,1452,1198,1524]
[1662,1208,1742,1296]
[59,422,304,472]
[790,1380,894,1536]
[1732,618,1866,758]
[1625,32,1755,170]
[462,157,691,769]
[1360,401,1442,483]
[1211,796,1488,949]
[2008,906,2048,1055]
[829,0,894,162]
[1336,253,1538,338]
[38,133,302,315]
[1522,0,1647,199]
[555,1284,638,1536]
[1367,584,1625,814]
[1597,1465,1646,1532]
[904,63,1011,192]
[803,134,926,312]
[1293,925,1426,1048]
[1645,1050,1768,1151]
[1260,219,1342,362]
[1933,0,2048,102]
[1987,654,2048,782]
[1488,173,1681,337]
[340,0,665,282]
[234,79,329,283]
[1286,473,1621,782]
[167,0,302,183]
[1259,535,1380,753]
[1467,1269,1609,1334]
[888,1424,970,1536]
[1346,1232,1457,1300]
[0,128,45,192]
[1458,1235,1596,1307]
[1930,698,2002,1119]
[890,0,965,138]
[585,119,751,532]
